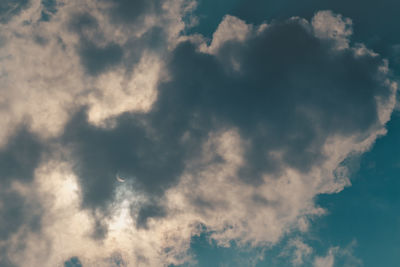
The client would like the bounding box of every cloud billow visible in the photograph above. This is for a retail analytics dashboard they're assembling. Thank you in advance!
[0,1,396,266]
[0,127,44,260]
[104,0,162,24]
[57,11,396,263]
[158,17,388,179]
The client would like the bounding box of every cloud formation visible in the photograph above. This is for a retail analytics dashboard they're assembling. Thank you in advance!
[314,241,362,267]
[0,1,397,266]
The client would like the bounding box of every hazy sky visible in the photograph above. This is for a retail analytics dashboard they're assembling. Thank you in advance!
[0,1,399,266]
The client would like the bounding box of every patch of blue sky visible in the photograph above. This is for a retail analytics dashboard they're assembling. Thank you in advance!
[313,112,400,267]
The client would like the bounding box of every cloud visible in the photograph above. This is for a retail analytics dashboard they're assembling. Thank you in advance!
[104,0,162,25]
[0,0,193,144]
[78,40,124,76]
[0,127,44,265]
[314,249,335,267]
[314,241,362,267]
[311,10,353,50]
[282,238,313,266]
[205,14,253,54]
[0,181,43,267]
[64,257,83,267]
[0,126,44,183]
[0,0,30,23]
[0,2,397,266]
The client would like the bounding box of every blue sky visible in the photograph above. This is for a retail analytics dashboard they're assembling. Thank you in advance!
[0,1,399,266]
[314,112,400,267]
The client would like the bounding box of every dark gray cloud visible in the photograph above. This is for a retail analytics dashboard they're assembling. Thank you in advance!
[0,128,44,263]
[40,0,57,22]
[63,253,126,266]
[0,0,29,23]
[0,246,16,267]
[79,40,124,76]
[152,19,389,181]
[68,13,124,76]
[60,16,393,236]
[106,252,127,267]
[0,127,44,183]
[62,110,189,209]
[0,1,397,263]
[68,12,99,34]
[0,187,43,266]
[135,202,166,229]
[0,189,42,240]
[64,257,83,267]
[69,5,168,76]
[103,0,162,24]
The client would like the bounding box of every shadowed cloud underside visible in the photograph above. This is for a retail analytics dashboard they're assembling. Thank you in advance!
[0,1,397,266]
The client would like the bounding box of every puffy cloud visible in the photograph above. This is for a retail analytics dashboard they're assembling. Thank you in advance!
[311,10,353,50]
[205,14,253,54]
[0,2,397,266]
[0,0,193,144]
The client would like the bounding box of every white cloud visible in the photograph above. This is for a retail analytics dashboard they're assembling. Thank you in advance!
[312,10,353,50]
[314,248,335,267]
[86,52,162,126]
[205,15,252,54]
[0,0,194,146]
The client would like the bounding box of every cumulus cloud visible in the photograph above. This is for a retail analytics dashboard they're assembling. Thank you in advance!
[311,10,353,50]
[0,1,397,266]
[0,0,194,144]
[205,14,253,54]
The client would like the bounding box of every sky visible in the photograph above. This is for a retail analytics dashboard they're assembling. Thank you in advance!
[0,0,399,266]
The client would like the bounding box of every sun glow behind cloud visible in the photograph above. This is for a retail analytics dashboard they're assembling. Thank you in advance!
[0,0,397,266]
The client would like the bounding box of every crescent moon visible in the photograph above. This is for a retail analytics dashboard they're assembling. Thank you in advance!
[116,174,125,183]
